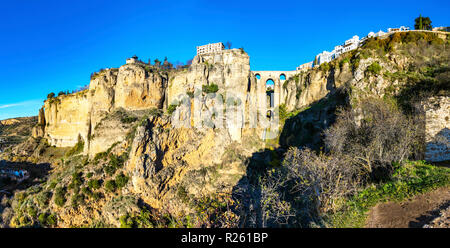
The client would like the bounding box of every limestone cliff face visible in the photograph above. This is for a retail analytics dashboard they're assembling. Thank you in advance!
[39,64,168,156]
[169,49,255,141]
[6,32,449,227]
[115,64,167,110]
[43,91,91,147]
[422,96,450,162]
[124,114,257,216]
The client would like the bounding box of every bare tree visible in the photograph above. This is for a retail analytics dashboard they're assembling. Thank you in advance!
[283,147,362,214]
[260,170,296,227]
[225,41,232,49]
[174,61,184,69]
[324,98,420,174]
[186,59,193,66]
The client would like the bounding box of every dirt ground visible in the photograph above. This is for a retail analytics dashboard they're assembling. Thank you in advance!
[365,187,450,228]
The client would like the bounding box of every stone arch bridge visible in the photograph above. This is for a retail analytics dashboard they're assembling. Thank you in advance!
[252,70,297,115]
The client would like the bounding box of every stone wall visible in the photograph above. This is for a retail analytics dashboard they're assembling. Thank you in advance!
[423,96,450,162]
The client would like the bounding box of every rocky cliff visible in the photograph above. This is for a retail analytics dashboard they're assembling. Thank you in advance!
[2,31,449,228]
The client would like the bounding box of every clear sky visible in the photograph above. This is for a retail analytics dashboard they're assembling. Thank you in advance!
[0,0,449,120]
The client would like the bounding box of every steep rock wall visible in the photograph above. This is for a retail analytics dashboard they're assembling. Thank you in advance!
[423,96,450,162]
[40,64,168,156]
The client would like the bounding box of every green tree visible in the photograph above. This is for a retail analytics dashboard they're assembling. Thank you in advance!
[414,15,432,30]
[47,92,55,99]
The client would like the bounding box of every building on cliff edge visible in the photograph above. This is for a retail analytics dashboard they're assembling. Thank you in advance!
[310,26,415,66]
[196,42,225,55]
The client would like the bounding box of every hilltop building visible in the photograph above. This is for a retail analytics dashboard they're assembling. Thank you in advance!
[296,61,313,71]
[196,42,225,55]
[315,35,360,65]
[432,26,450,32]
[388,26,410,32]
[316,51,333,65]
[312,26,411,66]
[126,55,139,64]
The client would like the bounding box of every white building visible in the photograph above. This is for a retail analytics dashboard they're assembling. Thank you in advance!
[333,35,359,59]
[316,51,333,65]
[388,26,410,32]
[344,35,359,46]
[312,25,411,66]
[196,42,225,55]
[315,35,360,64]
[126,55,138,64]
[296,61,313,71]
[375,30,386,37]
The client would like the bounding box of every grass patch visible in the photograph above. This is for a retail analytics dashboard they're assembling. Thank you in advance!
[326,160,450,227]
[366,62,382,76]
[65,136,84,157]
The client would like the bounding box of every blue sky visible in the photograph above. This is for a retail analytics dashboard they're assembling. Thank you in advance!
[0,0,449,120]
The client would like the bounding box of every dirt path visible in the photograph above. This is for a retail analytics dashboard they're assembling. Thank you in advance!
[365,187,450,228]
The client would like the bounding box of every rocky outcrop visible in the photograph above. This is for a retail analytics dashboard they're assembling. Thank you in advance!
[422,96,450,162]
[169,49,254,142]
[124,114,244,215]
[37,64,169,156]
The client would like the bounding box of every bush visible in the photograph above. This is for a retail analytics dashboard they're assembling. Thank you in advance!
[103,153,126,176]
[38,213,47,224]
[167,104,179,115]
[115,173,129,189]
[47,92,55,99]
[120,215,134,228]
[46,214,57,226]
[88,179,101,190]
[104,166,116,176]
[93,151,108,163]
[71,171,83,186]
[71,193,84,208]
[27,206,38,218]
[109,153,125,168]
[65,135,85,157]
[366,62,382,75]
[186,91,194,98]
[202,83,219,94]
[324,98,420,175]
[53,187,67,207]
[105,180,117,192]
[319,62,330,72]
[283,147,362,214]
[36,191,52,208]
[121,116,138,124]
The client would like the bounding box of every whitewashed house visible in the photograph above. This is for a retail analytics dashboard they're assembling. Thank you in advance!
[196,42,225,55]
[296,61,313,71]
[388,26,410,32]
[375,30,386,37]
[316,51,333,65]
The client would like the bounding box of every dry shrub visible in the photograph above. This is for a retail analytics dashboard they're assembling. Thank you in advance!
[324,98,420,175]
[283,148,362,214]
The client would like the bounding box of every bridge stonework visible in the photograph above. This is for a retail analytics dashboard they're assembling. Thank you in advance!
[252,70,297,111]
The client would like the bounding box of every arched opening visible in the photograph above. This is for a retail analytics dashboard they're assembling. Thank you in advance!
[266,79,274,91]
[280,74,286,81]
[266,79,274,108]
[255,73,261,80]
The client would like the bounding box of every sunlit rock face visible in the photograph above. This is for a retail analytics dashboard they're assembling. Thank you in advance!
[422,96,450,162]
[39,63,168,155]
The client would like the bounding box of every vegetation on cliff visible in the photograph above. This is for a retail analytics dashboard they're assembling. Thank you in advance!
[1,31,449,228]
